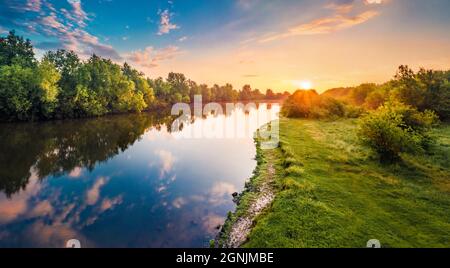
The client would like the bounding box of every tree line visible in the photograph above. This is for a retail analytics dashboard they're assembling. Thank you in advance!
[283,65,450,122]
[0,31,289,121]
[321,66,450,120]
[282,66,449,163]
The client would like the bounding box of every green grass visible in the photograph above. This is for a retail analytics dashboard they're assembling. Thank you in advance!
[243,118,450,248]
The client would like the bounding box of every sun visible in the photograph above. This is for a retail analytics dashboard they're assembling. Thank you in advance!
[300,80,313,90]
[294,80,313,90]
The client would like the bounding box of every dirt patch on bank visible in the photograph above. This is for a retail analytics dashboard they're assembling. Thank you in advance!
[225,162,276,248]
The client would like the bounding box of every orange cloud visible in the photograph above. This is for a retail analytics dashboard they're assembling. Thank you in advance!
[259,10,379,42]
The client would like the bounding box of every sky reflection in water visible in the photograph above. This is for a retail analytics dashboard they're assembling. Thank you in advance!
[0,104,279,248]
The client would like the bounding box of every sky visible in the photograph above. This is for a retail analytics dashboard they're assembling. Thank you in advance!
[1,0,450,92]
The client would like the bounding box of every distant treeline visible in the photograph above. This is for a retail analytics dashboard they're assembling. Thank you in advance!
[281,66,450,163]
[283,66,450,121]
[321,66,450,121]
[0,31,289,121]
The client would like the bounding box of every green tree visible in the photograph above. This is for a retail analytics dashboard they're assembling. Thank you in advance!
[200,84,211,102]
[36,59,61,118]
[150,77,173,105]
[167,72,189,101]
[0,31,36,68]
[416,68,450,120]
[391,65,450,120]
[351,83,377,105]
[122,63,154,107]
[0,64,37,120]
[392,65,426,109]
[43,50,82,118]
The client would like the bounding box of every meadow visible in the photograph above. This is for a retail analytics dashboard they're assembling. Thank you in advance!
[240,118,450,248]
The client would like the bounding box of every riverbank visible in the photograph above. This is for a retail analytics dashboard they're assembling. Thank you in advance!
[220,118,450,248]
[216,136,283,248]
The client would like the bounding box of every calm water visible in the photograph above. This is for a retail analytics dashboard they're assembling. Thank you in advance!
[0,104,279,248]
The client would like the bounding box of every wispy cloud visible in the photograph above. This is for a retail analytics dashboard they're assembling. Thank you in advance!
[326,0,355,13]
[153,149,176,178]
[258,0,383,43]
[67,0,90,27]
[157,9,179,35]
[1,0,122,60]
[178,36,188,42]
[86,177,108,206]
[126,46,182,68]
[25,0,42,12]
[236,0,261,10]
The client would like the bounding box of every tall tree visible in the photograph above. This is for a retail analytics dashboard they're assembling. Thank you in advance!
[0,64,37,120]
[122,63,155,107]
[0,31,36,68]
[43,50,82,118]
[35,59,61,118]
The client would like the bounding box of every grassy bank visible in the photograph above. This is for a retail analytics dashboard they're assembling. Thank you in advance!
[217,136,285,247]
[237,118,450,248]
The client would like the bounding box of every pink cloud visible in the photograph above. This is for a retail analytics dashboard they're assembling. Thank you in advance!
[25,0,42,12]
[157,9,179,35]
[67,0,90,28]
[126,46,182,69]
[86,177,108,205]
[68,167,83,178]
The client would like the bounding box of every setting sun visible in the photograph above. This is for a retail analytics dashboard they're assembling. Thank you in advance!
[294,80,313,90]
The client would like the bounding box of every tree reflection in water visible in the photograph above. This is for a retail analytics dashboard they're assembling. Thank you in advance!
[0,112,175,197]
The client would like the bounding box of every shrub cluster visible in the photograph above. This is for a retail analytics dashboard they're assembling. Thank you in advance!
[357,101,438,163]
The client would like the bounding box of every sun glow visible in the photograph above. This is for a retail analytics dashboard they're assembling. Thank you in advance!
[294,80,313,90]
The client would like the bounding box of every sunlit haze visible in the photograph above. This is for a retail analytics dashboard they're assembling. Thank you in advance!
[1,0,449,93]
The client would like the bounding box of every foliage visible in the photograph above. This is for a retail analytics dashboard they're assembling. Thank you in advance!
[0,30,35,68]
[392,65,450,120]
[43,50,82,117]
[350,83,378,106]
[357,102,438,162]
[0,64,37,120]
[36,60,61,118]
[0,31,288,121]
[282,90,347,119]
[281,90,321,118]
[322,66,450,121]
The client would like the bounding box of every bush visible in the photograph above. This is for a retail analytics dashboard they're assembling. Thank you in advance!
[281,90,321,118]
[312,97,346,119]
[345,105,365,118]
[282,90,347,119]
[357,102,438,163]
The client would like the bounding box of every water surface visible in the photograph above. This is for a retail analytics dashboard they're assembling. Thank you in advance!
[0,104,279,248]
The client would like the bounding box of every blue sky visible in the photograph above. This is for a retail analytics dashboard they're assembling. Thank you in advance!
[1,0,450,92]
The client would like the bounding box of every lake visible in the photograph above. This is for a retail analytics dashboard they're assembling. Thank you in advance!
[0,103,279,248]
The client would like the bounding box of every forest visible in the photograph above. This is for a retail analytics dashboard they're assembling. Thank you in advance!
[0,31,289,121]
